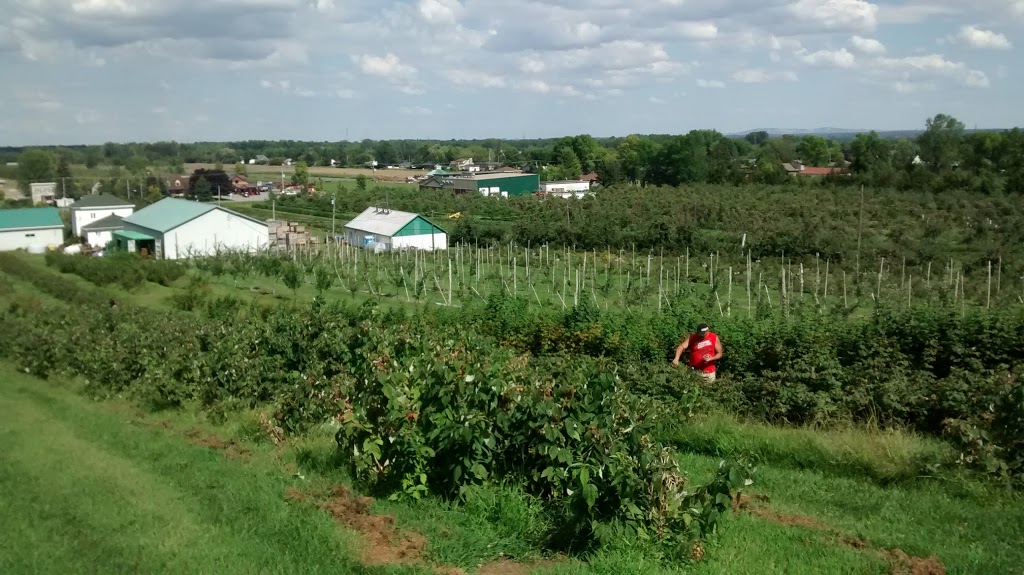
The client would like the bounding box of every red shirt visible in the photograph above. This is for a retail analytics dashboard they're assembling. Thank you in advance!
[688,332,718,373]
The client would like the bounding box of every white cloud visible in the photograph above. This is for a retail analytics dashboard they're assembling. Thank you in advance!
[74,109,100,124]
[786,0,879,32]
[418,0,461,25]
[696,78,725,88]
[649,96,666,104]
[850,35,886,54]
[955,26,1012,50]
[870,54,991,90]
[353,53,416,79]
[399,105,432,115]
[334,88,356,99]
[445,69,506,88]
[800,48,857,68]
[732,68,799,83]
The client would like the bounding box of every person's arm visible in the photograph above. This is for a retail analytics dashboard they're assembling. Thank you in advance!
[672,336,690,365]
[709,338,724,362]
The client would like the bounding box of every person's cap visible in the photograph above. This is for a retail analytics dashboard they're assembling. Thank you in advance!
[697,323,709,334]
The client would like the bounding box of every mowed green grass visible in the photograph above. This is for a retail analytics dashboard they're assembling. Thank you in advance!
[3,359,1024,575]
[0,364,428,575]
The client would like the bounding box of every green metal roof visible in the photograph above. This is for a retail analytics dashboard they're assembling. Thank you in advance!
[81,214,125,232]
[123,198,215,233]
[114,230,156,241]
[0,207,64,231]
[71,194,135,209]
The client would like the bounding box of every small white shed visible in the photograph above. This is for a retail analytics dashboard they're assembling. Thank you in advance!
[344,207,447,251]
[119,198,269,259]
[80,214,125,248]
[0,207,64,251]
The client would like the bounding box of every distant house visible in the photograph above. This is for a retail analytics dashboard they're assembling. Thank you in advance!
[449,158,475,171]
[70,194,135,237]
[783,160,847,177]
[119,197,269,259]
[580,172,599,185]
[29,182,57,204]
[251,155,269,165]
[167,175,189,196]
[540,180,591,199]
[344,206,447,252]
[0,207,64,251]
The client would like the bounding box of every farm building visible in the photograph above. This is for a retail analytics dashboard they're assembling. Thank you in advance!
[0,207,64,251]
[458,173,539,197]
[80,214,126,249]
[344,207,447,251]
[30,182,57,204]
[119,198,268,259]
[70,194,135,237]
[540,180,592,199]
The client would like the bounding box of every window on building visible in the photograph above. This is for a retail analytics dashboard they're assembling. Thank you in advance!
[25,233,35,237]
[91,213,97,219]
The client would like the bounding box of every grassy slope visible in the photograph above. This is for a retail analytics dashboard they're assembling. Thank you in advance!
[3,359,1023,574]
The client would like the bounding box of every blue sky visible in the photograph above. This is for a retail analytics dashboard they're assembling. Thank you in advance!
[1,0,1021,145]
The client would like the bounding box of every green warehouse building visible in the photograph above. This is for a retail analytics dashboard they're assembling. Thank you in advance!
[421,172,540,197]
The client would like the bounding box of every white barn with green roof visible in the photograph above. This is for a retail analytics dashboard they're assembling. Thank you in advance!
[0,207,64,251]
[344,207,447,251]
[120,198,268,259]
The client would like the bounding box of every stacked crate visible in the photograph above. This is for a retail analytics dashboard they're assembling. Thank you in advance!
[268,220,311,248]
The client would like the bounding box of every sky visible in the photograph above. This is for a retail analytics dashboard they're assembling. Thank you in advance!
[1,0,1022,145]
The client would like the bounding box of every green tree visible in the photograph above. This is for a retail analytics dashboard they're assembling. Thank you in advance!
[617,135,657,185]
[194,177,213,202]
[17,149,56,194]
[214,161,224,172]
[84,149,100,169]
[917,113,965,172]
[796,136,841,166]
[553,146,582,181]
[292,161,310,187]
[595,154,624,187]
[126,155,149,175]
[744,131,770,146]
[281,263,302,297]
[753,147,787,184]
[356,174,369,191]
[849,131,891,174]
[145,185,163,205]
[55,155,80,199]
[234,162,247,176]
[313,265,334,295]
[570,134,602,173]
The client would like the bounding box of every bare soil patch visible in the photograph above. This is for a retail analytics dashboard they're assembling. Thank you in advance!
[733,493,945,574]
[184,428,252,460]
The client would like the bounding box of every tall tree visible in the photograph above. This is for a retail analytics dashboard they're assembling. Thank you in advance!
[17,149,56,194]
[917,113,965,172]
[849,131,890,174]
[553,146,582,181]
[744,131,770,146]
[56,155,79,199]
[617,135,657,185]
[292,161,310,187]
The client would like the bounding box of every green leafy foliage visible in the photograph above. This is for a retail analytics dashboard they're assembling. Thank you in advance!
[45,251,185,290]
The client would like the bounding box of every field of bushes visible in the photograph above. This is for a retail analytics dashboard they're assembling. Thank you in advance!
[1,181,1023,572]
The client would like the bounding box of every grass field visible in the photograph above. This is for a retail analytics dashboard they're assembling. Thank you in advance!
[2,359,1022,575]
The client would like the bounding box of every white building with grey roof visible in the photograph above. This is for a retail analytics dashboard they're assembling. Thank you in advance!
[343,207,447,252]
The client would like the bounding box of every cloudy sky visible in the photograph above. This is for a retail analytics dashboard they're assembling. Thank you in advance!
[1,0,1021,145]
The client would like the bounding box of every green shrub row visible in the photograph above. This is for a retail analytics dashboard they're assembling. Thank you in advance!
[0,300,752,553]
[0,252,110,306]
[44,251,186,290]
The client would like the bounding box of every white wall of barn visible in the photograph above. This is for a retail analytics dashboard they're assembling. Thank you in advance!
[73,207,134,236]
[85,230,114,248]
[0,227,64,251]
[392,233,448,251]
[163,209,268,259]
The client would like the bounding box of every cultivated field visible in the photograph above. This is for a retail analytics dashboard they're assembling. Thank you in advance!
[1,181,1023,574]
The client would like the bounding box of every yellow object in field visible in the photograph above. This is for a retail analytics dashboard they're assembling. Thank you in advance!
[448,212,462,219]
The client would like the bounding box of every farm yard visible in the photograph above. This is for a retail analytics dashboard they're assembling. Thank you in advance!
[1,179,1024,574]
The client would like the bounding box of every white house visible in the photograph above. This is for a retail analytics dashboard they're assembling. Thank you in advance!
[540,180,592,199]
[119,198,269,259]
[0,207,64,251]
[30,182,57,204]
[70,194,135,237]
[80,214,126,248]
[344,207,447,252]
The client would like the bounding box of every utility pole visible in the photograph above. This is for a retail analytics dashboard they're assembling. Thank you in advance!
[331,192,336,236]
